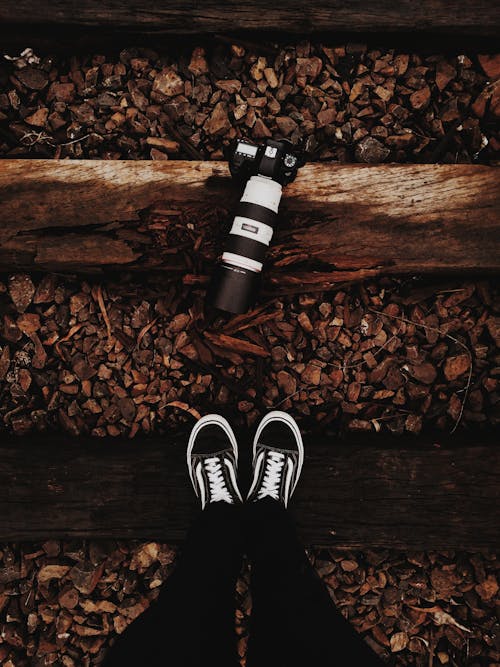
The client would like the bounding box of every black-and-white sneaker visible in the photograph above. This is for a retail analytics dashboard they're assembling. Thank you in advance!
[187,414,243,509]
[247,411,304,508]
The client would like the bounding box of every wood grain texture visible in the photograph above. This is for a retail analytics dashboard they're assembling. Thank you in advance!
[0,434,498,548]
[0,160,498,287]
[0,0,498,34]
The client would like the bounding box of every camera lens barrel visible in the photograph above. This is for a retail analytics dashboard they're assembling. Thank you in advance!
[209,176,283,314]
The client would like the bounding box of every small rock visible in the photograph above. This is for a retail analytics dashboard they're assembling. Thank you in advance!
[297,312,313,333]
[485,317,500,347]
[394,54,410,76]
[169,313,191,333]
[250,57,267,81]
[436,61,456,91]
[119,397,136,422]
[25,107,49,127]
[252,117,272,139]
[277,370,297,395]
[405,414,422,434]
[407,362,437,385]
[2,624,24,649]
[490,84,500,118]
[301,363,321,385]
[72,354,96,381]
[38,564,70,584]
[478,54,500,81]
[2,314,22,342]
[347,381,361,402]
[58,587,79,610]
[390,632,408,652]
[15,66,48,90]
[118,597,149,620]
[317,107,336,127]
[30,331,47,369]
[71,102,96,124]
[131,300,151,328]
[443,354,470,381]
[47,82,76,103]
[114,615,129,634]
[69,562,104,595]
[215,79,242,94]
[410,85,431,110]
[354,136,390,163]
[276,116,298,136]
[329,368,343,388]
[146,137,180,154]
[204,101,231,136]
[295,57,323,81]
[0,346,10,380]
[129,57,150,72]
[447,393,462,421]
[153,68,184,98]
[33,273,56,303]
[264,68,279,88]
[431,567,460,597]
[150,148,169,160]
[442,284,475,307]
[130,543,160,574]
[340,559,358,571]
[233,101,248,121]
[69,292,88,315]
[231,44,245,58]
[188,47,209,76]
[16,313,40,334]
[128,80,149,111]
[475,574,498,601]
[48,112,67,133]
[8,274,35,313]
[471,90,488,118]
[80,599,116,613]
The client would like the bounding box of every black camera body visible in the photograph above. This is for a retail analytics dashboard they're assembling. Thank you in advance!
[208,138,304,314]
[228,138,303,186]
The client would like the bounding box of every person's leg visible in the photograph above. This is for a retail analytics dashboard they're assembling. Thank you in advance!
[245,411,384,667]
[103,415,244,667]
[246,499,384,667]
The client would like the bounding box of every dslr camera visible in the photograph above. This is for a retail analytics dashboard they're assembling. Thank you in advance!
[208,138,304,314]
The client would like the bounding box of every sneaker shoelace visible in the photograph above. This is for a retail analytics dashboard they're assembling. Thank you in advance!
[205,456,234,504]
[257,450,285,500]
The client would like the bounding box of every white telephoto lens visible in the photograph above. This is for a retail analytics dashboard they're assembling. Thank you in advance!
[241,176,282,212]
[220,173,284,278]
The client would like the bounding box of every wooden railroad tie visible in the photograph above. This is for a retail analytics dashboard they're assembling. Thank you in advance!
[0,0,498,35]
[0,160,499,289]
[0,433,498,549]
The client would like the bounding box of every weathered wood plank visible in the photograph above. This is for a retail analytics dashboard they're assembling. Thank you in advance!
[0,0,498,35]
[0,433,498,548]
[0,161,498,289]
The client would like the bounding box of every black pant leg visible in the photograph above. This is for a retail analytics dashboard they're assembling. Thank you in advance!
[245,498,384,667]
[103,502,244,667]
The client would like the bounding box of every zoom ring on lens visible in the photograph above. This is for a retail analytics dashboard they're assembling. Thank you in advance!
[234,201,278,228]
[224,233,268,264]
